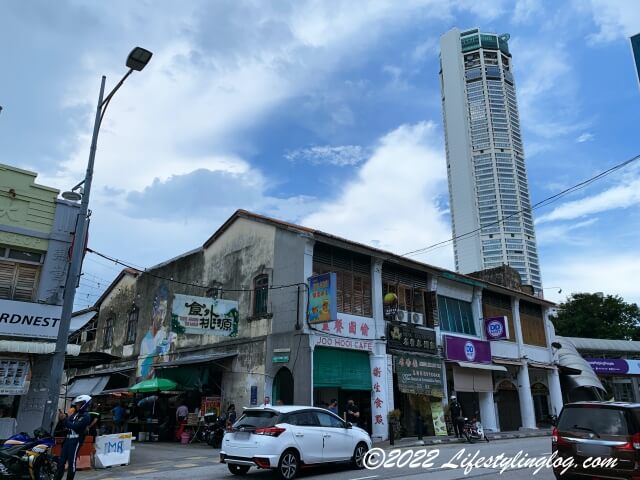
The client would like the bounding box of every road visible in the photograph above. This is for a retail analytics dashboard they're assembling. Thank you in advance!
[78,436,558,480]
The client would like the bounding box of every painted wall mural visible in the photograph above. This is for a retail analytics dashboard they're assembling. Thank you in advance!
[137,285,175,380]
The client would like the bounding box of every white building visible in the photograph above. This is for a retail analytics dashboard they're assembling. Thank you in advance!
[440,27,542,293]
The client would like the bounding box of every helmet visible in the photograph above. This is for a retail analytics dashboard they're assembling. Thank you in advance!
[71,395,92,413]
[450,395,456,400]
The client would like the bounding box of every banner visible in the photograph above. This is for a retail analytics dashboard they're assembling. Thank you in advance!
[444,335,491,364]
[484,316,509,340]
[586,358,640,375]
[394,353,443,397]
[308,273,337,324]
[172,294,239,337]
[430,400,447,436]
[0,299,62,340]
[387,322,437,354]
[94,433,133,468]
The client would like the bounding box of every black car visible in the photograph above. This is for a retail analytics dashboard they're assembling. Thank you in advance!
[552,401,640,479]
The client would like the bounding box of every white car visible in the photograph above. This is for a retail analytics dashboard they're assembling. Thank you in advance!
[220,405,372,479]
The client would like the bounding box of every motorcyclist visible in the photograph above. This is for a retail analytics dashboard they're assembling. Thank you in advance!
[54,395,92,480]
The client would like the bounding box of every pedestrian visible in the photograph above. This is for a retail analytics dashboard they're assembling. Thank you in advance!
[328,399,338,415]
[344,399,360,426]
[54,395,92,480]
[449,395,464,438]
[176,401,189,423]
[111,402,126,433]
[226,404,237,428]
[87,407,101,438]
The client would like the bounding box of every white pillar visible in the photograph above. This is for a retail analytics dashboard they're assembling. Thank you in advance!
[517,363,537,429]
[370,354,388,442]
[547,368,564,415]
[479,391,498,432]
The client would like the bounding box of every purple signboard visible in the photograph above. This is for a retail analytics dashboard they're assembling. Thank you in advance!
[444,335,491,364]
[484,316,509,341]
[586,358,640,375]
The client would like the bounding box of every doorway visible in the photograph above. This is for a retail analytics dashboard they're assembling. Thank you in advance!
[272,367,294,405]
[496,380,521,431]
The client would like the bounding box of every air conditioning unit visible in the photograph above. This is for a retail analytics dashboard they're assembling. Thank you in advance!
[396,310,410,322]
[411,313,424,325]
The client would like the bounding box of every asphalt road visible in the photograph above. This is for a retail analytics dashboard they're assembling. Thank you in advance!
[78,436,558,480]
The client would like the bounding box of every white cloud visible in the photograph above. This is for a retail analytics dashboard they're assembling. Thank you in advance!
[285,145,368,166]
[536,218,598,246]
[303,121,454,268]
[512,0,543,24]
[586,0,640,44]
[537,168,640,223]
[576,132,594,143]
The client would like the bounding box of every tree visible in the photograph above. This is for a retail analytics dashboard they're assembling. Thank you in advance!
[550,293,640,340]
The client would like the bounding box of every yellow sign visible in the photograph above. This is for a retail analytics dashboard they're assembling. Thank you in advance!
[431,400,447,436]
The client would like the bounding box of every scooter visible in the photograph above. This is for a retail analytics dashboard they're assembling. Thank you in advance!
[462,416,490,444]
[0,430,58,480]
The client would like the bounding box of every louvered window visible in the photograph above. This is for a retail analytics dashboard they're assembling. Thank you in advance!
[103,313,114,349]
[0,260,40,301]
[313,243,372,317]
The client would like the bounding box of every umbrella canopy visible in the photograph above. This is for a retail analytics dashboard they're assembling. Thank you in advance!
[129,378,180,393]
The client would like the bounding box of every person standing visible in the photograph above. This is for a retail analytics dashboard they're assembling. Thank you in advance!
[54,395,92,480]
[176,402,189,423]
[449,395,464,438]
[111,402,126,433]
[226,404,237,428]
[87,408,101,438]
[328,399,338,415]
[344,399,360,426]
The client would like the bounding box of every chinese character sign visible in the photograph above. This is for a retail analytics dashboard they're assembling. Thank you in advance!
[308,273,337,324]
[172,294,239,337]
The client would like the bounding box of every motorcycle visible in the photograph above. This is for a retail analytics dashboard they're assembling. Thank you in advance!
[193,415,225,448]
[462,416,490,444]
[0,430,58,480]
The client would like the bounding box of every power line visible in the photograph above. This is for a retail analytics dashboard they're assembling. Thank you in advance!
[402,152,640,258]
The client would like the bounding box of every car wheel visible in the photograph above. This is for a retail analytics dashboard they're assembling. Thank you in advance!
[278,449,299,480]
[351,442,368,469]
[227,464,250,475]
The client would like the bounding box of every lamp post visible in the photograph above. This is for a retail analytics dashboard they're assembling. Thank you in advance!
[42,47,152,432]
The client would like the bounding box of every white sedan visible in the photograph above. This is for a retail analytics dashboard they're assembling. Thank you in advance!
[220,405,372,479]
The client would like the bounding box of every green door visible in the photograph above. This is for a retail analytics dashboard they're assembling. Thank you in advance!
[313,347,372,390]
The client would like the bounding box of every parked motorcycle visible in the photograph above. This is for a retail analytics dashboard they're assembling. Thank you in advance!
[0,430,58,480]
[462,416,490,444]
[193,415,225,448]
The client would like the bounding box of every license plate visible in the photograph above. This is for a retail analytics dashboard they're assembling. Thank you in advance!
[234,432,250,441]
[576,443,611,457]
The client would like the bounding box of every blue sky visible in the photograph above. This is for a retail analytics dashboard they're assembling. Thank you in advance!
[1,0,639,310]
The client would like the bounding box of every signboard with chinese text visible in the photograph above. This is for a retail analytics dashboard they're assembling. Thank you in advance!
[0,357,31,395]
[370,355,387,441]
[484,316,509,340]
[200,396,221,417]
[394,353,443,397]
[387,323,437,354]
[314,313,374,340]
[172,294,239,337]
[0,299,62,340]
[444,335,491,364]
[308,273,337,324]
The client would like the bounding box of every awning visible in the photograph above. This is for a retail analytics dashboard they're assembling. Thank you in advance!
[492,358,523,367]
[455,361,507,372]
[0,340,80,356]
[66,376,110,398]
[154,352,237,368]
[69,310,97,334]
[65,352,120,369]
[528,362,556,371]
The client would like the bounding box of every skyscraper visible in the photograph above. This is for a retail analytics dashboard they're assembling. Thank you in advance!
[439,27,542,293]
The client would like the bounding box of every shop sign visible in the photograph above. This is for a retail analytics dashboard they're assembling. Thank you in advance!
[387,322,437,354]
[272,355,289,363]
[0,357,31,395]
[311,334,374,352]
[0,299,62,340]
[370,356,387,432]
[444,335,491,364]
[200,396,221,416]
[94,433,133,468]
[308,273,337,324]
[172,294,239,337]
[394,353,443,397]
[314,314,374,340]
[484,316,509,340]
[586,358,640,375]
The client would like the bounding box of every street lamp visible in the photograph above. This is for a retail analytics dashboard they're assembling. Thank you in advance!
[42,47,152,432]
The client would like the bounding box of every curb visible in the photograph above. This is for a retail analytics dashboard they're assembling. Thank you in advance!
[377,431,551,449]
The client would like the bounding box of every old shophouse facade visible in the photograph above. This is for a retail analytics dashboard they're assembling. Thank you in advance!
[71,210,562,441]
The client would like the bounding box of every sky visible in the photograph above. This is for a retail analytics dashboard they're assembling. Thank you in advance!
[1,0,639,311]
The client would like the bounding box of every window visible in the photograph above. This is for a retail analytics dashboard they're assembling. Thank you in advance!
[125,306,138,344]
[103,313,114,349]
[437,296,475,335]
[315,411,345,428]
[253,274,269,317]
[85,317,97,342]
[287,411,319,427]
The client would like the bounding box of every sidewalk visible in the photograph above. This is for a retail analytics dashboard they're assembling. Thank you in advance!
[375,428,552,449]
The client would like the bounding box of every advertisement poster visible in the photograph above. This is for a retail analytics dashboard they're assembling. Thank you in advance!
[200,396,221,417]
[172,294,239,337]
[394,353,443,397]
[431,401,447,436]
[308,273,337,324]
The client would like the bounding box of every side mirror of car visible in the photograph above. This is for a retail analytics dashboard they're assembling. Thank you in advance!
[345,422,352,429]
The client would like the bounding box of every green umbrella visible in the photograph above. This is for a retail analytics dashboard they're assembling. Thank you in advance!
[129,378,180,393]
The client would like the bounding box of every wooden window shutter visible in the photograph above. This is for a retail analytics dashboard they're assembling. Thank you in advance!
[353,275,364,315]
[336,271,344,312]
[363,276,372,317]
[0,261,16,299]
[13,264,40,301]
[342,271,353,313]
